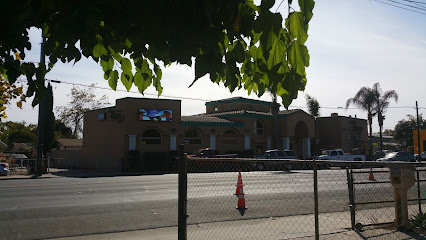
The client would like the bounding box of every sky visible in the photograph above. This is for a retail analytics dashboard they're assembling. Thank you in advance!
[4,0,426,133]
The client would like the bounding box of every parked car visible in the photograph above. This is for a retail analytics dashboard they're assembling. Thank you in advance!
[314,149,366,168]
[315,149,366,162]
[0,162,10,176]
[187,148,238,158]
[187,148,238,172]
[255,149,297,171]
[414,151,426,161]
[376,151,416,162]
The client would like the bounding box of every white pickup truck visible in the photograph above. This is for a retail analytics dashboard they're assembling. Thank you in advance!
[315,149,366,167]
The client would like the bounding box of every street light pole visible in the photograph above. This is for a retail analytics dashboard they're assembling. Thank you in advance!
[35,34,46,176]
[416,101,421,161]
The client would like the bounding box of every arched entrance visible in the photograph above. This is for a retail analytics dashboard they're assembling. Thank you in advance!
[294,121,310,159]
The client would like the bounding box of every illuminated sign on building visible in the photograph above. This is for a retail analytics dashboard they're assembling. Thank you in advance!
[138,109,172,121]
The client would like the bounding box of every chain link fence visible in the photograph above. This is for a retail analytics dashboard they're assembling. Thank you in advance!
[6,158,53,175]
[178,154,426,239]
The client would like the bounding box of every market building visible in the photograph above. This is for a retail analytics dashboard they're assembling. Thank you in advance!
[82,97,317,171]
[82,97,368,171]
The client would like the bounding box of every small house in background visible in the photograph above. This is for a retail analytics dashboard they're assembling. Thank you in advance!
[10,143,35,158]
[371,133,398,152]
[56,139,83,150]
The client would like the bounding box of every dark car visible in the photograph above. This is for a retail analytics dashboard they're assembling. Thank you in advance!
[255,149,298,171]
[376,151,416,162]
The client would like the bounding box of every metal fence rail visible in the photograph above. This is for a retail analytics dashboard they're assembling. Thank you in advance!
[178,152,426,240]
[349,167,426,228]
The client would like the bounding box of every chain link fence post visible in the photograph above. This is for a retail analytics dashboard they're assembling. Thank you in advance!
[178,144,187,240]
[313,161,319,240]
[347,168,356,230]
[416,167,422,215]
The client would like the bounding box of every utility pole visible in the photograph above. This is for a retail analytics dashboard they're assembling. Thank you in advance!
[35,35,46,176]
[416,101,421,161]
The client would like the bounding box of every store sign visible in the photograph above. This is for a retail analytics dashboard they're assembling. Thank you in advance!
[139,109,172,121]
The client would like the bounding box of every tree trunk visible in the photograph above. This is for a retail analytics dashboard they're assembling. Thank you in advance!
[378,113,384,154]
[368,113,373,159]
[272,97,278,149]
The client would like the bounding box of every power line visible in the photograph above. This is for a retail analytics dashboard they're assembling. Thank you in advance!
[399,0,426,6]
[372,0,426,15]
[16,78,215,102]
[15,78,426,110]
[383,0,426,11]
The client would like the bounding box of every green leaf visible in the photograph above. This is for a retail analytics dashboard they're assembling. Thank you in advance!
[193,54,211,85]
[153,65,163,95]
[120,58,132,75]
[125,39,132,49]
[265,29,286,70]
[288,41,309,75]
[260,0,275,10]
[233,41,246,63]
[92,43,107,58]
[134,72,151,93]
[251,30,262,44]
[121,72,133,91]
[286,12,308,44]
[299,0,315,23]
[100,57,114,72]
[108,70,119,90]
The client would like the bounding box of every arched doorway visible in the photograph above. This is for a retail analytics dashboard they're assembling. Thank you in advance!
[294,121,310,158]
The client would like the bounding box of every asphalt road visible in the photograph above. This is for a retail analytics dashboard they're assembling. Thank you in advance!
[0,168,423,240]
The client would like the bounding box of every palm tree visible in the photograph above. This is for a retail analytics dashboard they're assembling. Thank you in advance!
[306,94,320,155]
[372,83,398,153]
[345,86,376,138]
[305,94,320,117]
[345,86,376,158]
[270,92,279,149]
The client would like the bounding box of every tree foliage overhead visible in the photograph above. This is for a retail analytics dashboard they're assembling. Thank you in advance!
[1,0,314,108]
[0,75,25,120]
[56,85,110,138]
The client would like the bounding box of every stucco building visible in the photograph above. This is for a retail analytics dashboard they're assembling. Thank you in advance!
[82,97,317,171]
[316,113,368,155]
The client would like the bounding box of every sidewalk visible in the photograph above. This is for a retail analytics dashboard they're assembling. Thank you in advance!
[51,211,424,240]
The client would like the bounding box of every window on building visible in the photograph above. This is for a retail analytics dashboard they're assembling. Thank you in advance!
[142,128,161,144]
[255,120,264,135]
[214,106,218,112]
[185,129,202,144]
[223,130,239,144]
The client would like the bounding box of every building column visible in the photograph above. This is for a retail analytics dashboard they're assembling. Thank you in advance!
[244,135,250,150]
[128,135,137,151]
[267,136,272,150]
[282,137,290,150]
[303,138,311,158]
[210,135,216,150]
[170,135,177,151]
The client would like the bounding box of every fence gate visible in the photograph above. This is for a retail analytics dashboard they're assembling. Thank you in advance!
[348,166,426,229]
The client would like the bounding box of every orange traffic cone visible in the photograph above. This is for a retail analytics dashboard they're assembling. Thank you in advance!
[235,170,242,195]
[369,167,375,181]
[236,184,246,209]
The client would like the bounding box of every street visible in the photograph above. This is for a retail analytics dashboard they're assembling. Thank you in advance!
[0,169,423,240]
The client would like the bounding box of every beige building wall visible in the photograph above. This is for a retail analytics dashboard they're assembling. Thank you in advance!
[83,97,361,171]
[317,114,368,155]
